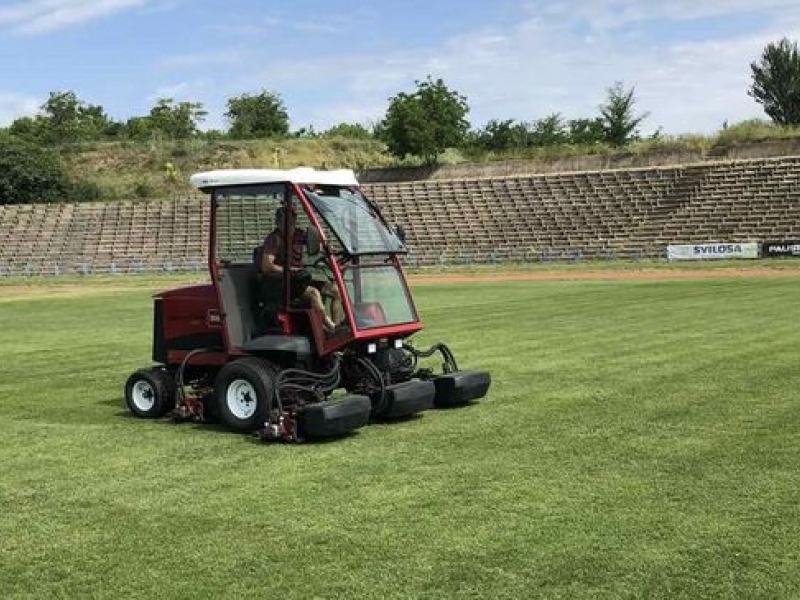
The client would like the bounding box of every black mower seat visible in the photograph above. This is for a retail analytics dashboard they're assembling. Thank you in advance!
[240,334,311,358]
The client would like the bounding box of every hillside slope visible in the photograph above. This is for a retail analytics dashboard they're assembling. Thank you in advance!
[63,138,393,200]
[59,135,800,201]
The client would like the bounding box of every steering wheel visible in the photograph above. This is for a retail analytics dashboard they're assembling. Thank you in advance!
[308,255,334,281]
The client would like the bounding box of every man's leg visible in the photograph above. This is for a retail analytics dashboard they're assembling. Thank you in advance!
[322,282,344,325]
[302,287,335,330]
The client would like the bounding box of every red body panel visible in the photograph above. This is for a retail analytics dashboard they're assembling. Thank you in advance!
[157,284,227,366]
[158,284,218,335]
[352,323,423,340]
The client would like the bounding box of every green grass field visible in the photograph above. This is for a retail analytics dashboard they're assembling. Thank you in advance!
[2,273,800,599]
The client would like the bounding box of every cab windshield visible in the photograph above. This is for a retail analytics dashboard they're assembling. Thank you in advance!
[305,187,406,255]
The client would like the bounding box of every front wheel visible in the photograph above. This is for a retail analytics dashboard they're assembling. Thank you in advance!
[214,358,276,432]
[124,367,175,418]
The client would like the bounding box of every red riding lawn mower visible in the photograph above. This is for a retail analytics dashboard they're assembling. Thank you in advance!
[124,168,491,441]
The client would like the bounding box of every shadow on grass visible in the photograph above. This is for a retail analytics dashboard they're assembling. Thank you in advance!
[100,396,371,444]
[429,400,483,412]
[259,429,365,446]
[370,412,427,423]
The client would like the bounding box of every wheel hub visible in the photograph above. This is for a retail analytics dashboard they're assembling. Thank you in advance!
[131,380,155,411]
[226,379,258,420]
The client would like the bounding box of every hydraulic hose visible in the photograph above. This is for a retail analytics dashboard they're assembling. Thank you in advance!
[357,356,387,415]
[275,354,342,409]
[402,342,459,373]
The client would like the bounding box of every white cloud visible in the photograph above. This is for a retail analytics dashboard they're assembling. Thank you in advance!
[146,80,209,103]
[535,0,800,30]
[158,49,245,71]
[0,91,40,126]
[0,0,147,35]
[210,13,359,39]
[262,13,358,35]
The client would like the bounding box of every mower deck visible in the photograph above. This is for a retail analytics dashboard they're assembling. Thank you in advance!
[300,394,371,438]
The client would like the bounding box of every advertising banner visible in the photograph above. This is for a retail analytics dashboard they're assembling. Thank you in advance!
[667,242,760,261]
[761,240,800,257]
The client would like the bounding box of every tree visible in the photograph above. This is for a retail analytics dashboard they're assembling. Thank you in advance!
[599,81,649,147]
[123,115,155,140]
[472,119,527,152]
[291,125,318,138]
[749,38,800,125]
[7,116,46,141]
[529,113,568,146]
[225,90,289,139]
[10,91,114,144]
[567,117,605,145]
[147,98,207,139]
[471,115,608,153]
[379,77,470,164]
[42,90,114,142]
[0,134,70,204]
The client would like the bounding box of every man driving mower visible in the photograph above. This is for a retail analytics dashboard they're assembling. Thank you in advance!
[259,202,343,332]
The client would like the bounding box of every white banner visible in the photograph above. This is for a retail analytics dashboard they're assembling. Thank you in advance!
[667,242,760,261]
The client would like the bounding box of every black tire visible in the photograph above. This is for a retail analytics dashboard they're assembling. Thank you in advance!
[214,358,277,432]
[124,367,176,418]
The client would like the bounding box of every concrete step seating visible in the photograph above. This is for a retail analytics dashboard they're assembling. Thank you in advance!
[2,155,800,273]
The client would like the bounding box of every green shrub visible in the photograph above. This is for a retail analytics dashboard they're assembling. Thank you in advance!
[66,179,103,202]
[0,135,70,204]
[714,119,800,145]
[133,181,155,199]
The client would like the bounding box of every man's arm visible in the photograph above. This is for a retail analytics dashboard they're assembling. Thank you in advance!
[261,231,285,275]
[261,251,282,274]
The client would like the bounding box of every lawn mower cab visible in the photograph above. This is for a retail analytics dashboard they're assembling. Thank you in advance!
[124,167,491,441]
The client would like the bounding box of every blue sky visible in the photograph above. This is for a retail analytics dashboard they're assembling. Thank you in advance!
[1,0,799,135]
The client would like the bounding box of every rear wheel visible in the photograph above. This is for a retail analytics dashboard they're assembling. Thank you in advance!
[214,358,277,432]
[124,367,175,418]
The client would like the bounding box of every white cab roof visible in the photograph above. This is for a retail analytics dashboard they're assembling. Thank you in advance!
[190,167,360,190]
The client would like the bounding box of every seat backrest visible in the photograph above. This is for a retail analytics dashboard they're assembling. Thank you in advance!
[247,244,287,332]
[252,272,285,332]
[217,264,261,346]
[353,301,387,328]
[252,244,265,271]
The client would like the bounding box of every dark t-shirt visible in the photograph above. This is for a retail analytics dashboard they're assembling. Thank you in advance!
[262,228,307,268]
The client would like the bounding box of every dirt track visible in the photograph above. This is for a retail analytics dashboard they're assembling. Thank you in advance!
[2,267,800,301]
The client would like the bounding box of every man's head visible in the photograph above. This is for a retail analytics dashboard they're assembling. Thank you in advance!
[275,204,297,230]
